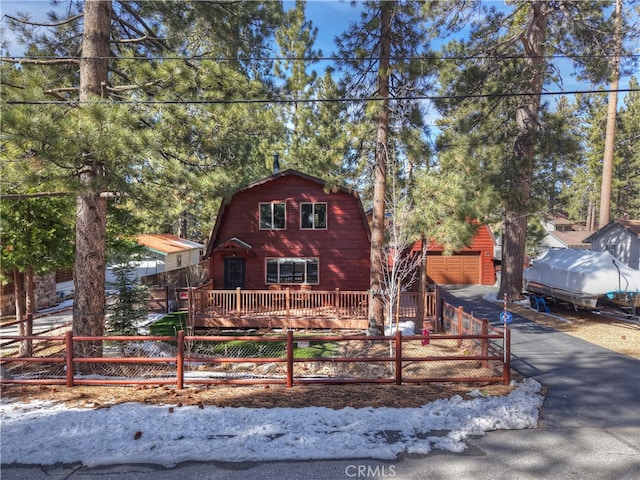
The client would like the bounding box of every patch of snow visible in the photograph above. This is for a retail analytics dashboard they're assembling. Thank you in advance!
[0,378,544,467]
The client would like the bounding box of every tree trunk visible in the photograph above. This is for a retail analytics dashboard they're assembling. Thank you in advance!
[587,199,597,231]
[499,1,548,301]
[13,271,28,356]
[368,1,392,334]
[73,0,112,360]
[598,0,622,228]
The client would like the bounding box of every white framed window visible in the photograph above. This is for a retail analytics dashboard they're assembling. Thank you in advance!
[606,244,617,257]
[266,258,319,285]
[259,202,286,230]
[300,202,327,229]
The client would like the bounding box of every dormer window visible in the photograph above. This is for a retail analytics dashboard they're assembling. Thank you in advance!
[301,202,327,229]
[260,202,286,230]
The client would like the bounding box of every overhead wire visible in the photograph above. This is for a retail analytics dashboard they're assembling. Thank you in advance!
[5,87,639,105]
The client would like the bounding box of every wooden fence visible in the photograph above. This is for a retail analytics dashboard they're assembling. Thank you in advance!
[0,299,510,387]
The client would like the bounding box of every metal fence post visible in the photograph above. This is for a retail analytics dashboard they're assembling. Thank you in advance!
[457,306,464,346]
[481,319,489,368]
[65,330,74,387]
[286,330,294,388]
[504,328,511,385]
[435,287,441,332]
[177,330,184,390]
[395,328,402,385]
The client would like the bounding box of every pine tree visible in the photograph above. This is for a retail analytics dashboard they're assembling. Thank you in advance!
[430,0,633,300]
[2,1,284,358]
[105,239,150,336]
[335,0,437,332]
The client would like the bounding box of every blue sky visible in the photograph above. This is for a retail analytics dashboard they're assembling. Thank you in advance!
[1,0,363,57]
[1,1,634,106]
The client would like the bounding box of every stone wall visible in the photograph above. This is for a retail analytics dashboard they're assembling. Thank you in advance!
[0,273,58,316]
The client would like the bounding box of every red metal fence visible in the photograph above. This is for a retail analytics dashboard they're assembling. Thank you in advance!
[0,299,510,387]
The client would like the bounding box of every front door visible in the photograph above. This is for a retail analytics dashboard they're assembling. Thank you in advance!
[224,257,245,289]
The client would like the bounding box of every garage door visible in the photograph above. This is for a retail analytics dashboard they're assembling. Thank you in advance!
[427,254,480,285]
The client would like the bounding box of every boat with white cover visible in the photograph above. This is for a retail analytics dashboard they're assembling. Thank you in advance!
[523,248,640,312]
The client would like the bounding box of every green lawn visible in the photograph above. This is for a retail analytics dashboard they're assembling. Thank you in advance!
[148,313,336,359]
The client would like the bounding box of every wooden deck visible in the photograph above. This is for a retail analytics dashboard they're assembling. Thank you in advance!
[187,288,437,330]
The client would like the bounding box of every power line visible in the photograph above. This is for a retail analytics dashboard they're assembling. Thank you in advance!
[5,87,639,106]
[2,53,639,62]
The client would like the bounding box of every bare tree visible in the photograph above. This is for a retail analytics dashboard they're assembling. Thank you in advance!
[381,158,420,331]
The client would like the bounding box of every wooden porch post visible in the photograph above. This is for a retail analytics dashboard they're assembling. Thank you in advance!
[285,288,291,327]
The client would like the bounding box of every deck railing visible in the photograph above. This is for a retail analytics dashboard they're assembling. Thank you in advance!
[186,288,439,330]
[191,288,369,319]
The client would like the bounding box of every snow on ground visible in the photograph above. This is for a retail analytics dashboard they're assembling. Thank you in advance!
[0,378,544,467]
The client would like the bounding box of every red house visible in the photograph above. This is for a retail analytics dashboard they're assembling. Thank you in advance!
[411,224,496,286]
[204,169,371,291]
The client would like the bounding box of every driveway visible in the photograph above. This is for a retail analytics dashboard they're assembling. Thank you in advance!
[3,285,639,480]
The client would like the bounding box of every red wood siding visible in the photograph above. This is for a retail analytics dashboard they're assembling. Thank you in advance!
[412,224,495,285]
[208,173,371,291]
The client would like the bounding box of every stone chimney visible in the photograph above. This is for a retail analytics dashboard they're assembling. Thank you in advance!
[273,153,280,175]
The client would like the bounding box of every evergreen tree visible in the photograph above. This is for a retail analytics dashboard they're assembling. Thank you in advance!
[430,0,635,299]
[0,195,74,355]
[335,0,437,331]
[615,77,640,218]
[105,238,150,336]
[1,1,284,357]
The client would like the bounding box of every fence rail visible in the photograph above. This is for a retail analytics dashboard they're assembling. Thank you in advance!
[1,296,511,387]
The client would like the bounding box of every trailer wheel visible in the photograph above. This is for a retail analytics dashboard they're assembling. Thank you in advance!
[536,297,550,313]
[529,295,538,309]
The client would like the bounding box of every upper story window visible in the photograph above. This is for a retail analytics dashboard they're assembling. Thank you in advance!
[260,202,286,229]
[301,202,327,229]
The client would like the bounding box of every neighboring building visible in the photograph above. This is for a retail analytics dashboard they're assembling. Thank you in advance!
[537,212,594,252]
[135,234,205,274]
[204,169,371,291]
[584,219,640,270]
[106,234,206,288]
[410,224,496,286]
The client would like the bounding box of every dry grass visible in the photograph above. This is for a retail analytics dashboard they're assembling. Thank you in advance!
[0,380,518,410]
[509,303,640,359]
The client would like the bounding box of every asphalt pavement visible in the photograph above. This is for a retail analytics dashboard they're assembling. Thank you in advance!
[2,285,639,480]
